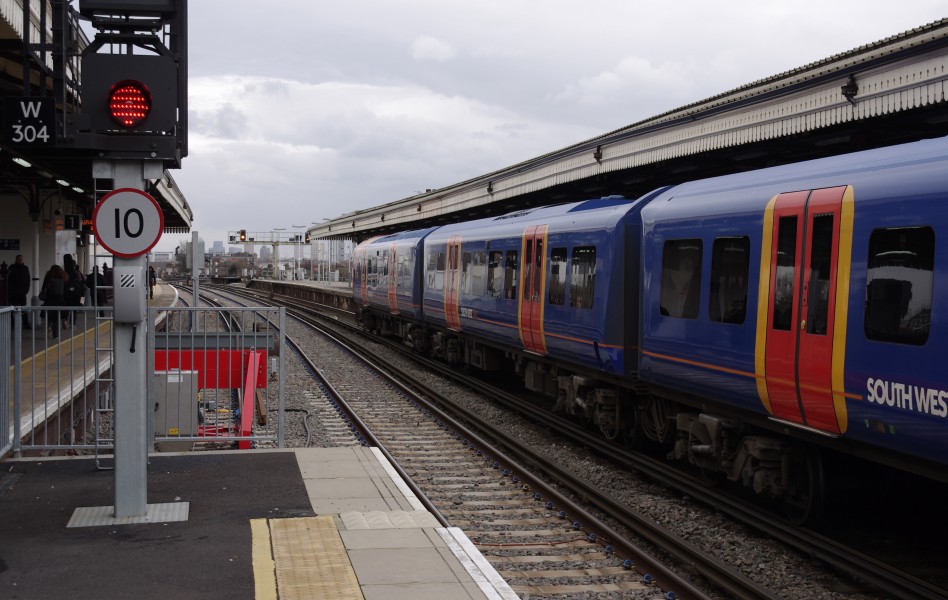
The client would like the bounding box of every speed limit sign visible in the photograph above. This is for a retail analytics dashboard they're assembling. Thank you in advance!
[92,188,164,258]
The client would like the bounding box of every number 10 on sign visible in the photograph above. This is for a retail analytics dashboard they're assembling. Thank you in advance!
[92,188,164,258]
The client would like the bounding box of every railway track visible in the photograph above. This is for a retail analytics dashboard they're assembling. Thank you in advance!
[204,284,796,599]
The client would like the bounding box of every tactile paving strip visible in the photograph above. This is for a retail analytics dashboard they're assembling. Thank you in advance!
[269,516,363,600]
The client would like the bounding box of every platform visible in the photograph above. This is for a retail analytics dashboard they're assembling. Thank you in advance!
[245,278,354,317]
[0,446,518,599]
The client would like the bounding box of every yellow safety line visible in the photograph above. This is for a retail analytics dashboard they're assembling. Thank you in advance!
[14,320,111,371]
[251,518,278,600]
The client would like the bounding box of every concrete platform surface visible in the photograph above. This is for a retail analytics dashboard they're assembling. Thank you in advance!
[0,447,518,600]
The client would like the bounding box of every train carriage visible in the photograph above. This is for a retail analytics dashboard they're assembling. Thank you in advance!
[639,137,948,490]
[351,136,948,519]
[353,227,439,331]
[420,196,649,389]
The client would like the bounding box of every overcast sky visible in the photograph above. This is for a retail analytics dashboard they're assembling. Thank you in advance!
[159,1,946,252]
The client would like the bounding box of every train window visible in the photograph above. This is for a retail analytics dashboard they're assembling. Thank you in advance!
[426,251,437,289]
[461,252,472,294]
[709,237,749,324]
[660,240,701,318]
[864,226,934,346]
[533,238,543,301]
[397,252,411,289]
[569,246,596,309]
[505,250,519,300]
[435,251,445,291]
[524,240,534,301]
[487,251,504,297]
[806,215,833,335]
[549,247,567,305]
[446,246,458,293]
[772,217,797,331]
[472,251,486,296]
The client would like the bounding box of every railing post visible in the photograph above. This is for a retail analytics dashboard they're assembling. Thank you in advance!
[278,307,285,448]
[13,309,23,457]
[0,309,14,457]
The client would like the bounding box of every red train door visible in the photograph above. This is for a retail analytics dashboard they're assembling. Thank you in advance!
[761,187,847,433]
[519,225,548,354]
[444,236,462,331]
[358,251,368,305]
[387,243,399,314]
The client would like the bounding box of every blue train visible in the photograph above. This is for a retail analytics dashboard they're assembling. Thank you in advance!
[354,136,948,520]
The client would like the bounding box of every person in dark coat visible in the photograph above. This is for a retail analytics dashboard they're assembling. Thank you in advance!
[0,261,7,305]
[40,264,66,339]
[8,254,31,326]
[62,254,85,330]
[86,265,107,316]
[148,266,157,299]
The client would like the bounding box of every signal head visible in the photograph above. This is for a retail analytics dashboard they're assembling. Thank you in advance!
[108,80,152,127]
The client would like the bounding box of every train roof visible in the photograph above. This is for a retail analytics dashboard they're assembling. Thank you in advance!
[426,195,643,241]
[355,226,440,248]
[645,136,948,220]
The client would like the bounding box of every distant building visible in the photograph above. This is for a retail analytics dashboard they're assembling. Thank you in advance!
[209,240,225,256]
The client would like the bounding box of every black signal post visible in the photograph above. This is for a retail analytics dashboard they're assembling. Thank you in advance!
[70,1,188,168]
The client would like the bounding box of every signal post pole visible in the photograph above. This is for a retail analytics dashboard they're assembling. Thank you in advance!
[63,1,188,526]
[93,160,165,518]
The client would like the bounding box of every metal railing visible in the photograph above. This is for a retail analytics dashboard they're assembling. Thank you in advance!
[2,305,285,457]
[0,307,12,457]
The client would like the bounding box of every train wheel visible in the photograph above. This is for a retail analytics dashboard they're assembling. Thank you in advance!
[597,399,624,442]
[781,449,825,525]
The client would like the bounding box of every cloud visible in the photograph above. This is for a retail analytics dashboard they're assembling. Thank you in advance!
[167,73,594,250]
[159,1,948,254]
[550,56,703,118]
[410,36,457,61]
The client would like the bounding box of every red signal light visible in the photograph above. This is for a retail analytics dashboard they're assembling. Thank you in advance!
[108,80,152,127]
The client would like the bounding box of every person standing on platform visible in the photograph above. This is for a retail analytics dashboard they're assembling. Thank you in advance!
[62,254,85,330]
[0,261,7,305]
[86,265,107,316]
[8,254,31,327]
[148,266,157,299]
[40,264,66,339]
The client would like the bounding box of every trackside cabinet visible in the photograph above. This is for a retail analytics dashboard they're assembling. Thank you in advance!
[153,370,199,438]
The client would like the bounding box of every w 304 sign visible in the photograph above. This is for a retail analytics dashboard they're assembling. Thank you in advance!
[92,189,164,258]
[3,97,55,145]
